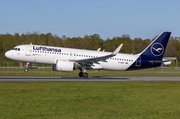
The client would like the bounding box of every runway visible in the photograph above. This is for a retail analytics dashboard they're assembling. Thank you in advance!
[0,76,180,82]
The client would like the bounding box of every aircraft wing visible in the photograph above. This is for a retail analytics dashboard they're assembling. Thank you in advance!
[75,44,123,64]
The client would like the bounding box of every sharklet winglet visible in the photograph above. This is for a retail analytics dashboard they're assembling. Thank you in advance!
[112,44,123,55]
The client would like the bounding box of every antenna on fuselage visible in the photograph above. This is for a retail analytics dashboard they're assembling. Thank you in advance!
[30,43,32,45]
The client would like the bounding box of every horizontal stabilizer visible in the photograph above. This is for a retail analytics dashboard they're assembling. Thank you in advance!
[149,61,164,63]
[150,57,177,63]
[163,57,177,62]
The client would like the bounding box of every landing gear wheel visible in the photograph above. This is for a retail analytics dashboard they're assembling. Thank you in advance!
[79,72,83,77]
[83,72,88,78]
[24,69,28,72]
[24,62,29,73]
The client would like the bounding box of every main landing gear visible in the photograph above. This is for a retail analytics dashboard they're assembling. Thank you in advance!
[79,72,88,78]
[24,62,29,72]
[79,66,88,78]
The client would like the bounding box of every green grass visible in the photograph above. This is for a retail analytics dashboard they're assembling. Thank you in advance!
[0,68,180,76]
[0,82,180,119]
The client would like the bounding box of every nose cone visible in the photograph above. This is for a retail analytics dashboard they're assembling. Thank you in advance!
[5,51,11,58]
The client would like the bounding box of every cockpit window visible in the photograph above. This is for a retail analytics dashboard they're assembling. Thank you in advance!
[12,48,20,51]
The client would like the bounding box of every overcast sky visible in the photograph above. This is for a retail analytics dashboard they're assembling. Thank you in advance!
[0,0,179,40]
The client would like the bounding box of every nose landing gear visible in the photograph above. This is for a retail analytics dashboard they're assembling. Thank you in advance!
[24,62,29,72]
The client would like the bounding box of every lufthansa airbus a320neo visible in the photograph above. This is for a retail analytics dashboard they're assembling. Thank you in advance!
[5,32,172,78]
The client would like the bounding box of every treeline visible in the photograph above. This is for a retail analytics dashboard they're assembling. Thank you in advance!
[0,32,180,65]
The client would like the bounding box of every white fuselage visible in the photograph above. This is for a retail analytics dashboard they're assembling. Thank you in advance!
[5,45,139,71]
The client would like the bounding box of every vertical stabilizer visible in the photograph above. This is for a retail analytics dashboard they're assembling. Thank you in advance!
[140,31,171,60]
[127,31,171,70]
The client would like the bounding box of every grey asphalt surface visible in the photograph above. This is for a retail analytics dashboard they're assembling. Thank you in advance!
[0,76,180,82]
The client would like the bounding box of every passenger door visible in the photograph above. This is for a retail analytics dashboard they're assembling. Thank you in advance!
[26,46,31,56]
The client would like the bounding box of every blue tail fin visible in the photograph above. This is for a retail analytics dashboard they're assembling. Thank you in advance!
[140,31,171,60]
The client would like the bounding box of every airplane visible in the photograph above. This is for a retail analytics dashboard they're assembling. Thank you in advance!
[5,31,171,78]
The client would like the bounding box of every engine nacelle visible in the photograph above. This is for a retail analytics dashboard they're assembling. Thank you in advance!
[52,60,74,72]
